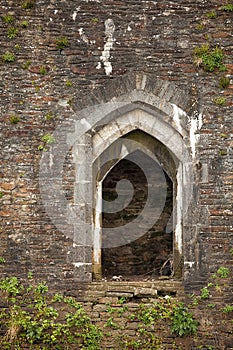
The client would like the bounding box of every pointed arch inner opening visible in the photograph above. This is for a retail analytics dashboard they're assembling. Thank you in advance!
[93,129,180,281]
[102,151,173,279]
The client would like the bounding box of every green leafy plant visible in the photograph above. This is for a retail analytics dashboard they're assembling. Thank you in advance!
[222,305,233,313]
[21,0,34,9]
[0,276,23,296]
[7,27,18,39]
[215,266,230,278]
[171,303,198,337]
[0,257,6,264]
[0,192,4,199]
[41,134,55,144]
[2,51,15,63]
[118,296,128,304]
[38,134,55,151]
[45,111,54,120]
[219,149,228,156]
[121,331,163,350]
[39,65,47,75]
[220,133,229,139]
[207,10,217,19]
[20,20,29,28]
[27,271,33,279]
[65,79,73,87]
[200,287,210,299]
[2,14,14,24]
[221,3,233,11]
[219,76,230,88]
[105,317,118,328]
[207,303,216,308]
[106,304,115,314]
[55,37,69,50]
[117,305,128,316]
[230,248,233,256]
[22,59,31,69]
[213,96,226,105]
[9,115,20,124]
[196,22,205,30]
[193,44,226,72]
[0,276,102,349]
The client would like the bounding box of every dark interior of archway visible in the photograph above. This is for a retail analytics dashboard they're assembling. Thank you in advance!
[101,151,173,280]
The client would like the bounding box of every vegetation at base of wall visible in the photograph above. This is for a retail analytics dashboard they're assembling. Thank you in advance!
[222,305,233,313]
[193,44,226,72]
[0,265,232,349]
[200,287,210,299]
[0,277,102,349]
[213,266,230,279]
[2,51,15,63]
[129,297,198,338]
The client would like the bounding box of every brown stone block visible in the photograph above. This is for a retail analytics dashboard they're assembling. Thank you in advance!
[0,182,15,191]
[126,321,139,330]
[0,210,13,217]
[226,64,233,74]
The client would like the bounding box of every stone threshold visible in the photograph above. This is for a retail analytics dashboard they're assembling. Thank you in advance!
[74,280,184,301]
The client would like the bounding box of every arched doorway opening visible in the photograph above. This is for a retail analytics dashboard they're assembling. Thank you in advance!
[101,150,173,279]
[93,128,179,280]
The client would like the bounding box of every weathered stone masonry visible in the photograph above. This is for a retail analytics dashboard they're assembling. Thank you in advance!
[0,0,232,297]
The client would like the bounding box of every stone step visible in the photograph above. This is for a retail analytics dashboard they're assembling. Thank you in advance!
[76,280,184,301]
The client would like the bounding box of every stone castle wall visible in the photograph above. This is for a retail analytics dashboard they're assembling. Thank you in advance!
[0,0,232,293]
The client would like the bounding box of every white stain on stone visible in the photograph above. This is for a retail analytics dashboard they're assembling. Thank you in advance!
[171,103,185,134]
[73,262,92,267]
[49,152,53,168]
[97,19,115,76]
[175,163,183,254]
[58,99,70,107]
[72,11,77,21]
[96,62,101,69]
[80,118,92,129]
[54,10,58,14]
[184,261,195,268]
[190,113,203,159]
[78,28,89,44]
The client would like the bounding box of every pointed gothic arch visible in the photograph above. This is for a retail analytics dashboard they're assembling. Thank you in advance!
[90,107,192,279]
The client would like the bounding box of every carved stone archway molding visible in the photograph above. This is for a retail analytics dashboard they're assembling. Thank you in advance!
[69,73,200,284]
